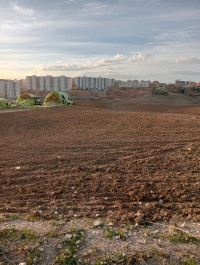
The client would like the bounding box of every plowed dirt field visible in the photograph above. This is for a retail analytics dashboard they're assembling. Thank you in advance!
[0,105,200,223]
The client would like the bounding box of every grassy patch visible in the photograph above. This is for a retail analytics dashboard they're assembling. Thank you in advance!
[26,249,42,265]
[0,228,42,264]
[154,228,200,244]
[5,214,22,220]
[93,248,170,265]
[183,258,198,265]
[105,227,127,240]
[47,230,58,238]
[93,251,154,265]
[94,253,132,265]
[24,215,44,222]
[0,228,37,242]
[54,228,85,264]
[169,229,200,244]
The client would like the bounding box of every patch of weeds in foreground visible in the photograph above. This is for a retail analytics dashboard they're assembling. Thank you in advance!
[54,228,85,264]
[93,250,157,265]
[0,228,38,242]
[94,253,132,265]
[5,214,22,220]
[183,258,198,265]
[24,215,45,222]
[47,230,59,238]
[26,249,42,265]
[0,228,42,264]
[93,248,172,265]
[105,227,127,240]
[169,229,200,244]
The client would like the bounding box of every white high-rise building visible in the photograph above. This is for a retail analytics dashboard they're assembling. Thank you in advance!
[74,76,111,91]
[59,76,72,91]
[59,76,67,91]
[26,76,32,90]
[32,75,38,91]
[52,77,59,91]
[0,80,7,98]
[18,79,26,90]
[25,75,72,92]
[0,80,20,100]
[7,81,20,100]
[45,75,52,91]
[38,76,45,91]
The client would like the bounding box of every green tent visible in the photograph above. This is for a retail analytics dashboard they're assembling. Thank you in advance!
[16,93,40,106]
[0,98,9,109]
[154,87,168,95]
[43,91,74,107]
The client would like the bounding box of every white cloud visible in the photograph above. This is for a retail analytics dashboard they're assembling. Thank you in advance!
[94,53,152,67]
[65,0,76,3]
[95,54,126,66]
[11,2,35,16]
[43,64,92,71]
[37,53,154,75]
[128,53,152,62]
[82,2,111,15]
[175,57,200,64]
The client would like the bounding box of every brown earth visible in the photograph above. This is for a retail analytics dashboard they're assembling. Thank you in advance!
[0,101,200,225]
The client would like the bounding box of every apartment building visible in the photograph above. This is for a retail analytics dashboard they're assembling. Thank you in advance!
[0,79,20,100]
[74,76,112,91]
[118,80,151,88]
[25,75,72,91]
[0,80,6,98]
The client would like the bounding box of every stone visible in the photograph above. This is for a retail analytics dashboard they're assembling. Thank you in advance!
[93,220,103,227]
[64,234,73,240]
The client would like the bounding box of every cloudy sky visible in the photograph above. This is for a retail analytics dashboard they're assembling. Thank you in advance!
[0,0,200,82]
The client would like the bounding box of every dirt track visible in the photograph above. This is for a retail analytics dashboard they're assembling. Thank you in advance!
[0,104,200,223]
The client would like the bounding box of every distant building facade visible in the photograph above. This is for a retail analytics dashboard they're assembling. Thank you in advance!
[25,75,72,92]
[74,76,112,91]
[0,79,20,100]
[118,80,151,88]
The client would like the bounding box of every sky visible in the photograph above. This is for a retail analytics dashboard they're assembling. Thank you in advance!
[0,0,200,82]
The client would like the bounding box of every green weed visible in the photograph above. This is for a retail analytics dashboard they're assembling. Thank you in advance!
[0,228,38,243]
[5,214,22,220]
[54,228,85,264]
[183,258,197,265]
[27,249,42,265]
[24,215,43,222]
[169,229,200,244]
[105,227,127,240]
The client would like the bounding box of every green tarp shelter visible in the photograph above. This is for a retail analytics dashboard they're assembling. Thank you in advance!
[0,98,9,109]
[16,93,40,106]
[154,87,168,95]
[43,91,74,107]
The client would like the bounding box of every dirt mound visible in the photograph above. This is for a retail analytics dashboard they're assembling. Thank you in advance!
[0,107,200,224]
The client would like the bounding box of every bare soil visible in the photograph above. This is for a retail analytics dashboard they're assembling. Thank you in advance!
[0,102,200,222]
[0,98,200,264]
